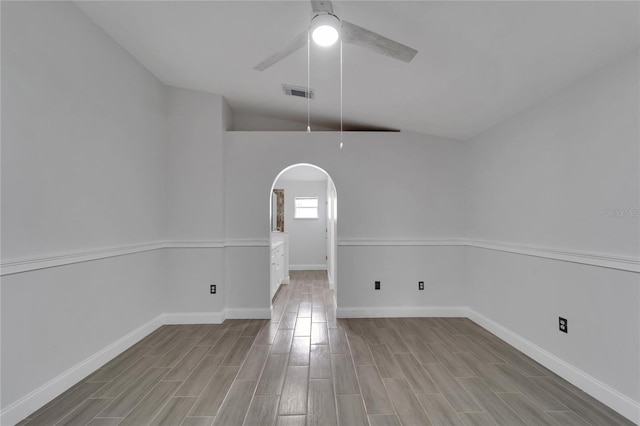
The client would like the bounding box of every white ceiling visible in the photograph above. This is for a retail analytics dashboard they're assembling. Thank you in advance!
[77,1,639,140]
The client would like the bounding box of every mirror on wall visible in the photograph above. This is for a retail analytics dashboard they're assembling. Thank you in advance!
[272,189,284,232]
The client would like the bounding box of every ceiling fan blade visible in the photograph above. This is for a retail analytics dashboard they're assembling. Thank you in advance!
[310,0,334,14]
[254,30,308,71]
[342,20,418,63]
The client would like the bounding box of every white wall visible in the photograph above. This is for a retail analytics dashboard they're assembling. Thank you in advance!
[1,0,165,416]
[163,86,228,316]
[224,131,466,312]
[277,179,327,269]
[464,50,640,410]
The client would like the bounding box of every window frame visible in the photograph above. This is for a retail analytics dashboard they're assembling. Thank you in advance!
[294,197,319,220]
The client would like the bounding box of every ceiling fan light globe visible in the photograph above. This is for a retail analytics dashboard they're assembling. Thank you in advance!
[311,13,340,47]
[312,25,339,46]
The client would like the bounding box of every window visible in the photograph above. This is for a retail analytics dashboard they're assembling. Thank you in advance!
[294,197,319,219]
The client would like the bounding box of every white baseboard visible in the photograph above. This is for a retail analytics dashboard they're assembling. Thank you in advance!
[162,312,225,324]
[336,306,468,318]
[467,309,640,425]
[0,315,164,426]
[289,264,326,271]
[224,308,271,319]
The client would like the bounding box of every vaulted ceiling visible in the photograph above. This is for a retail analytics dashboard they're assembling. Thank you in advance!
[77,1,639,139]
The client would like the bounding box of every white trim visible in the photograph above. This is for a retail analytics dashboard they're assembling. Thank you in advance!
[224,239,270,248]
[336,306,468,318]
[1,239,270,276]
[289,264,327,271]
[466,239,639,273]
[5,238,635,276]
[0,315,164,426]
[337,238,639,273]
[162,312,224,324]
[224,308,271,319]
[338,238,465,247]
[0,241,165,276]
[467,309,639,425]
[164,240,225,249]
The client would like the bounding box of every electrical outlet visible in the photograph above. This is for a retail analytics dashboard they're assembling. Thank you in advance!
[374,281,381,290]
[559,317,567,333]
[418,281,424,290]
[210,284,216,294]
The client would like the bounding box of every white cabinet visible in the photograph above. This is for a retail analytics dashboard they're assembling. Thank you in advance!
[270,233,289,302]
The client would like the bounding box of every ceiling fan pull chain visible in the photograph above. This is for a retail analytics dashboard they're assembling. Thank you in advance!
[307,28,311,135]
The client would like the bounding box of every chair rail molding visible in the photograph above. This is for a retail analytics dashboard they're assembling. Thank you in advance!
[3,237,636,276]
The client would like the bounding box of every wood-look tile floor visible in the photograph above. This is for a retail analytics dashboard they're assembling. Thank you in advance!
[18,271,635,426]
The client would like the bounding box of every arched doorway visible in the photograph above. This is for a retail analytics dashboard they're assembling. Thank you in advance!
[269,164,338,320]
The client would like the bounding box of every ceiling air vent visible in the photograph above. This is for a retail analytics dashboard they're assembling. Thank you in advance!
[282,84,314,99]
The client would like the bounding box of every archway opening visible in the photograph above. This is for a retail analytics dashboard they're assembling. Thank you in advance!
[268,163,338,320]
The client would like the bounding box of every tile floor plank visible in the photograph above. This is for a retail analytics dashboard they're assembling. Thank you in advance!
[189,366,240,416]
[27,382,106,426]
[237,344,271,380]
[119,380,182,426]
[458,377,526,426]
[497,392,555,425]
[213,380,258,426]
[310,322,328,345]
[182,417,215,426]
[243,395,279,426]
[175,355,225,397]
[383,378,433,426]
[546,411,592,426]
[368,414,402,426]
[288,336,310,366]
[355,365,395,415]
[307,379,338,426]
[56,398,112,426]
[328,328,349,354]
[278,366,309,415]
[336,394,369,426]
[222,336,256,366]
[98,367,170,418]
[421,363,481,413]
[275,415,306,426]
[149,396,197,426]
[457,412,498,426]
[416,393,461,426]
[428,342,475,378]
[271,329,295,354]
[309,344,332,379]
[164,345,212,381]
[393,353,439,393]
[331,353,361,395]
[370,344,404,379]
[494,364,567,412]
[94,356,159,398]
[255,354,288,396]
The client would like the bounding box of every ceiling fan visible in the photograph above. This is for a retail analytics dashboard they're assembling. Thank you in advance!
[254,0,418,71]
